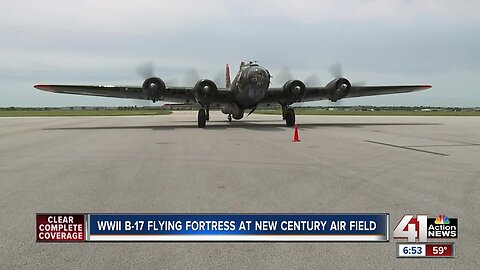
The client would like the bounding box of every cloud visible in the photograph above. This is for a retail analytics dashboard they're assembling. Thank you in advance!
[0,0,228,33]
[245,0,480,23]
[0,0,479,107]
[1,0,480,35]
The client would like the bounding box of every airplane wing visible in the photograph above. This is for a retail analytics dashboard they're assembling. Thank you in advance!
[34,84,232,104]
[35,83,430,105]
[261,83,431,104]
[303,85,431,101]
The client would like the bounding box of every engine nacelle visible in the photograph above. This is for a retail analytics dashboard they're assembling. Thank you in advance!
[280,80,306,104]
[194,79,218,105]
[142,77,166,102]
[325,78,351,102]
[221,103,244,120]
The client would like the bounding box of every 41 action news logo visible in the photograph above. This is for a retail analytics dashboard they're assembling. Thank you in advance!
[393,214,458,242]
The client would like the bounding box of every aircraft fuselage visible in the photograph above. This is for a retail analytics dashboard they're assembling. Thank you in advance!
[229,62,270,109]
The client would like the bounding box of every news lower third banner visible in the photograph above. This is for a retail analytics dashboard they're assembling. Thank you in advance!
[36,213,389,242]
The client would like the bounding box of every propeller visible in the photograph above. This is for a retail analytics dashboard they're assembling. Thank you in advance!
[328,63,343,78]
[137,61,154,79]
[137,62,199,86]
[305,73,320,87]
[165,78,178,86]
[183,68,200,86]
[137,61,175,84]
[276,68,322,87]
[132,62,156,107]
[352,80,366,86]
[328,63,366,85]
[213,70,224,88]
[327,63,368,105]
[276,67,294,84]
[327,63,344,106]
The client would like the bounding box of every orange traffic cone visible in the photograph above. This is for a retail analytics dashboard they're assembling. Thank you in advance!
[292,122,300,142]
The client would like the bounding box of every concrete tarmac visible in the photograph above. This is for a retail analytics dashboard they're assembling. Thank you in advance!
[1,111,479,269]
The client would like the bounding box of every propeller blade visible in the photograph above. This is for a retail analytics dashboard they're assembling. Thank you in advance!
[305,74,320,87]
[326,63,363,106]
[183,68,200,86]
[328,63,343,78]
[213,70,224,87]
[328,64,366,86]
[165,79,178,86]
[328,63,343,106]
[352,80,367,86]
[137,62,154,79]
[276,67,293,84]
[133,62,156,106]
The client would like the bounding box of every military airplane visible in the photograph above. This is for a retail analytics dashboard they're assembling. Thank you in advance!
[34,61,431,128]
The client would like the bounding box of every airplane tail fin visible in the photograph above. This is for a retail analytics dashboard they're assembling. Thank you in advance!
[225,64,231,89]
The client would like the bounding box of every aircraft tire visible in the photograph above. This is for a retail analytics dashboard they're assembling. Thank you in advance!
[285,108,295,127]
[198,109,206,128]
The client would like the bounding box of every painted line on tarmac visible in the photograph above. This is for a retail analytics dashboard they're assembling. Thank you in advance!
[364,140,449,157]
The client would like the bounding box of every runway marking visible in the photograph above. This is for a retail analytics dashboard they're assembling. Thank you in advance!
[364,140,449,156]
[405,144,480,148]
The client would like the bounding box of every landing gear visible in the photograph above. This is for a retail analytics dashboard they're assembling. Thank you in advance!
[281,104,295,126]
[281,105,287,120]
[285,108,295,127]
[198,108,206,128]
[227,114,232,122]
[206,106,210,121]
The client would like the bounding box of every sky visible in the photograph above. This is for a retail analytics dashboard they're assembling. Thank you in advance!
[0,0,479,107]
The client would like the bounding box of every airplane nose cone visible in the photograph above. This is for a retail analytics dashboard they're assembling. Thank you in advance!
[293,85,301,94]
[247,67,270,88]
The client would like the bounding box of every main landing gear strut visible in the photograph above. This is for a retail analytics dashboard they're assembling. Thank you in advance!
[282,105,295,127]
[198,105,295,128]
[197,106,210,128]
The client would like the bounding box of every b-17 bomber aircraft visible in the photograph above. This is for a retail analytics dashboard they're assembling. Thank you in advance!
[35,61,431,128]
